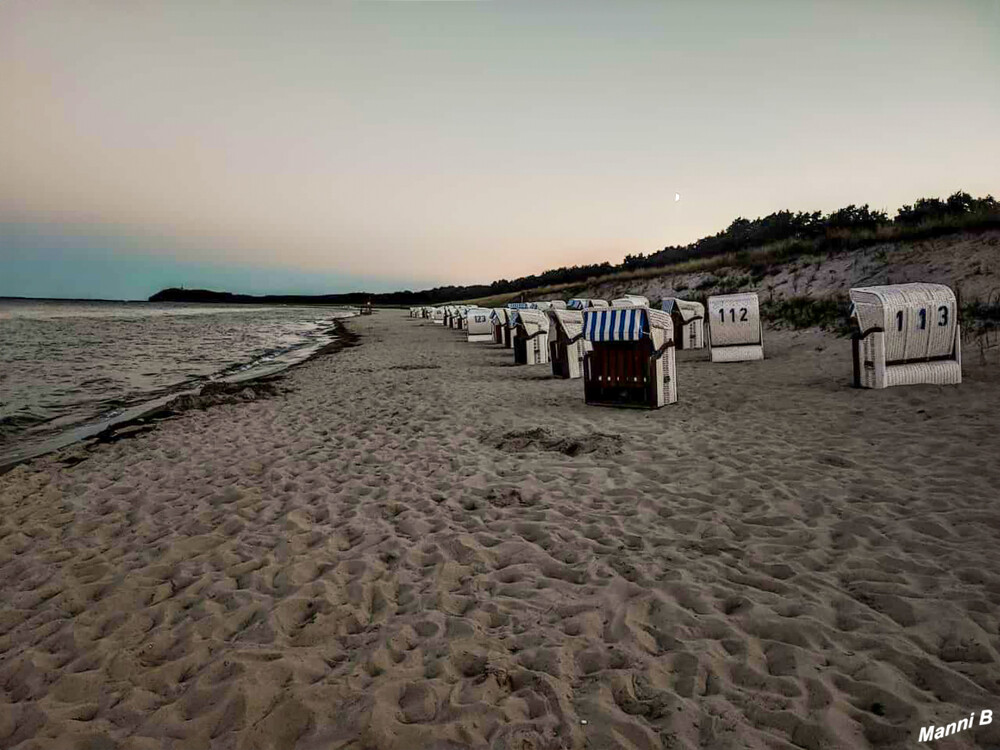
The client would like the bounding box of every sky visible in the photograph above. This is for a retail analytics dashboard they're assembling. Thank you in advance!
[1,1,998,300]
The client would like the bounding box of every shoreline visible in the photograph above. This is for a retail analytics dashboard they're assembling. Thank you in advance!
[0,317,362,477]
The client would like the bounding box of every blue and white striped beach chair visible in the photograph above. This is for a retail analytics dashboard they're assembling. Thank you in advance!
[581,307,677,408]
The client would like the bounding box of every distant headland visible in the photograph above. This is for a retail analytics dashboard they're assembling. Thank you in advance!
[149,288,396,306]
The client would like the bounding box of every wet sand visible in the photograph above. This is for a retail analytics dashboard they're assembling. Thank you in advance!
[1,312,998,750]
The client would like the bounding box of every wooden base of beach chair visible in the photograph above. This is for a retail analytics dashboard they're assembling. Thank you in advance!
[710,344,764,362]
[583,341,674,409]
[468,333,493,343]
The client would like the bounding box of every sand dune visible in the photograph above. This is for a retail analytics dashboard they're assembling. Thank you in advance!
[1,313,999,749]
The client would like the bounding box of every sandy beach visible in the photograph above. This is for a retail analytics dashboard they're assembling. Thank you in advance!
[2,312,999,750]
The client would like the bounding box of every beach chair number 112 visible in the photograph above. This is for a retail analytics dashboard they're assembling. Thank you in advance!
[719,307,749,323]
[895,306,949,331]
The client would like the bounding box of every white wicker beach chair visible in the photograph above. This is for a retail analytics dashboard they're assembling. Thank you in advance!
[548,309,590,379]
[431,307,446,324]
[581,307,677,408]
[465,307,493,342]
[662,298,706,350]
[850,283,961,389]
[611,294,650,308]
[707,292,764,362]
[567,299,610,310]
[489,308,509,345]
[511,309,551,365]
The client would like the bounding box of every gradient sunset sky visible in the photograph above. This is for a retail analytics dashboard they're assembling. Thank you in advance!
[2,1,998,299]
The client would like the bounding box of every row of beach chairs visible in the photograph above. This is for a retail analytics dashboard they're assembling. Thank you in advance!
[408,282,962,409]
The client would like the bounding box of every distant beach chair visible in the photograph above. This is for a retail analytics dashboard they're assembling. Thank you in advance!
[511,309,551,365]
[850,283,961,389]
[662,298,706,350]
[548,308,589,379]
[534,300,567,311]
[465,307,493,342]
[582,307,677,408]
[611,294,650,308]
[431,307,445,324]
[567,298,609,310]
[361,301,373,316]
[707,292,764,362]
[490,308,511,346]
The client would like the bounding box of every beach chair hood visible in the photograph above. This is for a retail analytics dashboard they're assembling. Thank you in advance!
[583,307,671,342]
[662,298,705,324]
[611,295,650,308]
[549,309,585,340]
[513,308,550,334]
[850,283,958,362]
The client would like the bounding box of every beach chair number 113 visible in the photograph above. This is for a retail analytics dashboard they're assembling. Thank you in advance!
[895,306,949,331]
[719,307,749,323]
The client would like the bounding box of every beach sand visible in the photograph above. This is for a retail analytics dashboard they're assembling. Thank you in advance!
[1,313,999,750]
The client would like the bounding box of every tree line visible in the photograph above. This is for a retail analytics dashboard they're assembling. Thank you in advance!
[151,191,998,306]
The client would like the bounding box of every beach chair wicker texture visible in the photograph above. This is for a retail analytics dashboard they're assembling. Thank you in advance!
[581,307,677,408]
[511,309,551,365]
[466,307,493,342]
[548,309,589,379]
[610,295,650,308]
[707,292,764,362]
[489,308,510,345]
[567,299,610,310]
[849,283,961,389]
[662,298,706,350]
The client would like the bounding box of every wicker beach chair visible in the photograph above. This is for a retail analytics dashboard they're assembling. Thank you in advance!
[567,299,609,310]
[611,294,650,308]
[489,308,509,345]
[850,283,961,389]
[548,308,590,379]
[582,307,677,408]
[511,309,551,365]
[662,298,706,350]
[465,307,493,342]
[536,300,567,310]
[707,292,764,362]
[431,307,445,324]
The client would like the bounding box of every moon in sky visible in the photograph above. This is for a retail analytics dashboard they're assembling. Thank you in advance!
[674,193,681,202]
